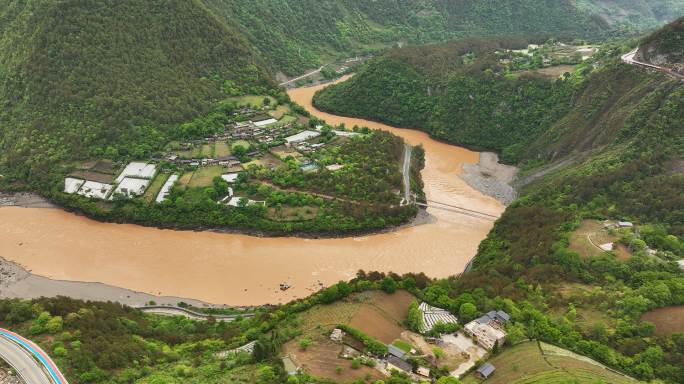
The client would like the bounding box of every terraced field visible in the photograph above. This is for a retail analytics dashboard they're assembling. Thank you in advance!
[461,342,635,384]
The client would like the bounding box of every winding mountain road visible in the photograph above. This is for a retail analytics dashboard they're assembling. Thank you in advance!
[0,329,68,384]
[621,49,684,79]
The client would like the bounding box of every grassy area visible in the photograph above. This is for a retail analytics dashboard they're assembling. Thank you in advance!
[187,166,224,188]
[177,172,194,189]
[266,205,319,221]
[142,173,169,203]
[232,140,251,148]
[460,342,634,384]
[224,95,275,107]
[266,114,297,128]
[215,142,231,157]
[392,340,412,353]
[268,104,291,119]
[201,143,214,157]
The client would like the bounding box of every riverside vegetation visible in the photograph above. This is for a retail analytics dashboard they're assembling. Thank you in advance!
[6,254,684,384]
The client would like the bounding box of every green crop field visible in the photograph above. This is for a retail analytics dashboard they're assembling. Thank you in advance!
[187,166,224,188]
[460,342,635,384]
[393,341,412,353]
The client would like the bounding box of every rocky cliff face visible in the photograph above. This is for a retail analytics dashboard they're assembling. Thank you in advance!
[635,14,684,65]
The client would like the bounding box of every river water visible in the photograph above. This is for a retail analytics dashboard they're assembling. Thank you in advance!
[0,78,504,306]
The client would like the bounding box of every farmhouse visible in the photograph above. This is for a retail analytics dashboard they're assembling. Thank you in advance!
[417,367,430,377]
[386,356,412,373]
[464,311,509,350]
[618,221,633,228]
[477,362,496,380]
[388,344,407,359]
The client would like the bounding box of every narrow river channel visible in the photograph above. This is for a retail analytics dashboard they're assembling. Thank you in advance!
[0,77,505,306]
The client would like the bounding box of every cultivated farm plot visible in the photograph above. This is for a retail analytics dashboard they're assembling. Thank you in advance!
[187,166,224,188]
[177,172,194,189]
[92,160,116,173]
[232,140,251,148]
[638,305,684,336]
[256,153,283,169]
[142,174,169,203]
[215,142,231,157]
[297,302,362,333]
[281,337,384,382]
[348,306,404,344]
[200,144,214,157]
[69,170,114,183]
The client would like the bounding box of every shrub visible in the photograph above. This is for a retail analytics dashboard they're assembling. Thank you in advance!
[28,325,42,335]
[432,347,444,359]
[61,332,72,341]
[44,316,63,334]
[299,339,310,350]
[336,366,343,374]
[351,359,360,369]
[53,347,67,357]
[71,341,83,349]
[51,341,64,350]
[474,359,485,368]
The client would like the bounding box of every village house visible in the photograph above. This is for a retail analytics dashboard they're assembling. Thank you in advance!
[464,310,509,350]
[416,367,430,378]
[677,260,684,270]
[386,356,412,374]
[387,344,407,359]
[618,221,633,228]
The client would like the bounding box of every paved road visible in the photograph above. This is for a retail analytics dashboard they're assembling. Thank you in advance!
[0,329,68,384]
[279,64,330,86]
[403,144,411,203]
[137,306,255,322]
[622,49,684,79]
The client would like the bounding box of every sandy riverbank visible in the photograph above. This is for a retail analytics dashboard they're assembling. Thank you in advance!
[458,152,518,206]
[0,192,58,209]
[0,256,247,309]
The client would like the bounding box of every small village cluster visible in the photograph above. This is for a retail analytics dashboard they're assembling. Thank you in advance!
[321,303,510,382]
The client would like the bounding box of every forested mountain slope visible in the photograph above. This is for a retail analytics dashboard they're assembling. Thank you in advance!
[201,0,609,76]
[312,31,683,165]
[0,0,278,177]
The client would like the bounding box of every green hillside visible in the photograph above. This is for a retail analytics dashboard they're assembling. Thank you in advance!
[201,0,608,76]
[0,0,278,175]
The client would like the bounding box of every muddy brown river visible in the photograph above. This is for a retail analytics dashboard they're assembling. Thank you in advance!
[0,78,504,306]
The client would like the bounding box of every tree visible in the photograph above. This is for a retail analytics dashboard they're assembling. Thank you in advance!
[492,339,500,355]
[263,97,271,105]
[403,277,415,289]
[351,359,360,369]
[322,285,340,303]
[381,277,396,293]
[459,303,477,322]
[44,316,63,334]
[407,300,423,332]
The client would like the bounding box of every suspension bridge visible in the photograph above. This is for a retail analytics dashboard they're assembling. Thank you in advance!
[415,200,500,222]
